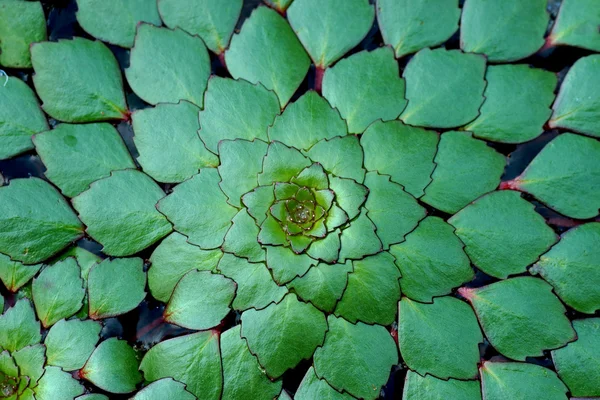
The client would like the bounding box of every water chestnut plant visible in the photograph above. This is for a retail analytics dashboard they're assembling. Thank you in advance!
[0,0,599,399]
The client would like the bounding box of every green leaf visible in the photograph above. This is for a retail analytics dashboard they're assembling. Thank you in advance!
[550,55,600,137]
[132,101,218,183]
[287,0,374,68]
[465,65,557,144]
[45,319,101,371]
[57,247,101,284]
[73,169,171,256]
[158,0,242,54]
[81,338,142,394]
[268,91,346,151]
[460,277,576,360]
[296,366,354,400]
[480,361,568,400]
[32,258,84,328]
[400,48,486,128]
[132,378,195,400]
[338,211,381,262]
[322,47,407,134]
[390,217,473,303]
[258,141,311,186]
[361,120,438,198]
[223,209,265,262]
[460,0,549,62]
[0,254,42,292]
[148,232,222,303]
[241,293,327,378]
[551,318,600,397]
[0,178,83,264]
[158,169,237,249]
[265,246,316,284]
[287,260,351,313]
[221,326,283,400]
[422,131,506,214]
[449,190,557,279]
[335,253,400,325]
[314,316,397,400]
[304,136,365,183]
[218,139,269,207]
[34,123,135,197]
[403,370,482,400]
[328,176,367,220]
[0,0,46,68]
[140,331,222,400]
[364,172,425,249]
[549,0,600,51]
[399,296,483,380]
[126,24,210,107]
[200,78,280,154]
[88,257,146,319]
[0,77,48,160]
[376,0,460,58]
[532,223,600,314]
[0,300,40,353]
[165,270,235,330]
[225,6,310,106]
[509,133,600,219]
[243,185,275,225]
[217,253,287,311]
[34,366,84,400]
[31,38,127,122]
[76,0,161,47]
[13,344,45,387]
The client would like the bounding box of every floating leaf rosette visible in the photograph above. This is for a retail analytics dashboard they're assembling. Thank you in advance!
[0,0,599,399]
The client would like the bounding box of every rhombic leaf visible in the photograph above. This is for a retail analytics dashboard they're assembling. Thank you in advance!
[31,38,128,122]
[399,296,483,380]
[400,48,486,129]
[148,232,222,303]
[132,101,218,183]
[295,367,353,400]
[551,318,600,397]
[390,216,473,303]
[532,222,600,314]
[460,277,576,360]
[13,344,45,387]
[0,0,46,68]
[45,318,101,371]
[140,331,222,399]
[34,123,135,197]
[221,325,283,399]
[402,370,482,400]
[480,361,568,400]
[81,338,142,394]
[422,131,505,214]
[73,169,172,256]
[158,0,242,54]
[287,0,374,68]
[34,366,84,400]
[226,6,310,106]
[0,178,84,264]
[506,133,600,219]
[0,254,42,293]
[376,0,460,59]
[549,0,600,52]
[32,258,84,328]
[313,316,397,400]
[241,293,327,378]
[460,0,549,62]
[549,55,600,137]
[126,24,211,107]
[0,77,48,160]
[164,270,235,330]
[322,47,407,134]
[76,0,161,48]
[132,378,195,400]
[87,257,146,319]
[0,300,41,353]
[304,136,365,183]
[449,190,557,279]
[465,65,557,144]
